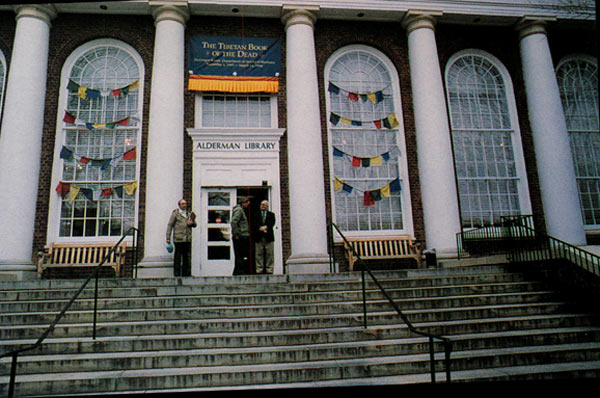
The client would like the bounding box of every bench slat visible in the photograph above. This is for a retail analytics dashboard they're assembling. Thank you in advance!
[342,236,422,271]
[38,242,127,278]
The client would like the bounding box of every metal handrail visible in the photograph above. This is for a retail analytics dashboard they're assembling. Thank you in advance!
[327,221,452,383]
[0,227,140,398]
[456,215,536,259]
[504,215,600,277]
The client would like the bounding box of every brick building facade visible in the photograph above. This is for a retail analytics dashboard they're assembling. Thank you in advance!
[0,1,596,280]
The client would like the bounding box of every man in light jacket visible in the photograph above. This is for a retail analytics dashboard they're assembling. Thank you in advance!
[166,199,196,277]
[231,196,250,275]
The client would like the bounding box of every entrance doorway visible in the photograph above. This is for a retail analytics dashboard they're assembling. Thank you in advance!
[198,186,270,276]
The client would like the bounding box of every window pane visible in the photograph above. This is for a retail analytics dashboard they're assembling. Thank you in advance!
[58,43,141,238]
[202,94,271,128]
[328,49,404,233]
[558,58,600,226]
[447,54,521,228]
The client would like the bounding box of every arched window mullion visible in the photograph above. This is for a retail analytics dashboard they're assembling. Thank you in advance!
[557,55,600,227]
[446,50,527,228]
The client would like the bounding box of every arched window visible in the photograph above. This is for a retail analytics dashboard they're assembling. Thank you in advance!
[325,45,412,235]
[0,49,6,125]
[445,50,530,228]
[49,40,143,241]
[557,55,599,227]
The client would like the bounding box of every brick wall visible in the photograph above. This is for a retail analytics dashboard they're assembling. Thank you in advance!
[32,14,155,271]
[1,10,596,272]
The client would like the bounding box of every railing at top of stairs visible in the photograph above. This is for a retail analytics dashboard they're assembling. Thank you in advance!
[502,215,600,278]
[0,227,140,398]
[327,220,452,384]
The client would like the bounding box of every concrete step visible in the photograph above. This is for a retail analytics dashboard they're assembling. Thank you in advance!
[3,326,599,376]
[0,272,530,302]
[0,291,560,326]
[4,313,597,356]
[0,281,546,313]
[0,300,580,340]
[3,343,599,396]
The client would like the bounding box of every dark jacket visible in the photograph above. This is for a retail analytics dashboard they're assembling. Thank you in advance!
[253,210,275,243]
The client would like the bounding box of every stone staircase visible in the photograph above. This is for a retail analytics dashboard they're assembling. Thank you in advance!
[1,261,600,395]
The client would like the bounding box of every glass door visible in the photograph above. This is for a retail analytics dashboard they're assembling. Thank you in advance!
[201,188,236,275]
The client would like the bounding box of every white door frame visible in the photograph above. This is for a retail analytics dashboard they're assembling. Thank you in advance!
[187,128,285,276]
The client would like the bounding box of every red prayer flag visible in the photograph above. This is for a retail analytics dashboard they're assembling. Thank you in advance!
[364,190,375,206]
[79,157,90,164]
[63,111,76,124]
[122,147,136,160]
[373,120,382,129]
[352,156,361,167]
[55,181,70,198]
[101,188,113,197]
[115,117,129,126]
[112,88,121,96]
[348,92,359,101]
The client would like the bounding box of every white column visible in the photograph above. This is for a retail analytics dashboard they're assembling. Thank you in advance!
[403,12,461,256]
[138,4,189,277]
[282,7,330,273]
[517,18,586,245]
[0,5,56,280]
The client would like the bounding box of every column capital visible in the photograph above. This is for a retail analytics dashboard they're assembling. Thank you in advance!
[150,2,190,26]
[515,16,556,40]
[401,10,443,34]
[13,4,57,26]
[281,6,319,30]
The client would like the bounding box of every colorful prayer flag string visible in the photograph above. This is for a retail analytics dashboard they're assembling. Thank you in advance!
[56,181,138,203]
[63,110,130,130]
[329,112,400,130]
[332,146,396,167]
[333,177,402,207]
[67,79,140,100]
[328,82,387,104]
[60,145,136,170]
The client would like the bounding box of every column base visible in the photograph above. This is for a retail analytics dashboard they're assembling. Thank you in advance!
[0,261,38,281]
[286,253,331,274]
[136,256,174,278]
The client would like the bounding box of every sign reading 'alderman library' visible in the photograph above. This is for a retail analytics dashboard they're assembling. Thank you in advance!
[188,36,281,93]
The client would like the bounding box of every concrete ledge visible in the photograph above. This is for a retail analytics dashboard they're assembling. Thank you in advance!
[286,253,331,274]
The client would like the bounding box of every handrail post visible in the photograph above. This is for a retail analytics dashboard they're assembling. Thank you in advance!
[8,352,18,398]
[429,336,436,383]
[444,340,452,383]
[361,268,368,328]
[93,267,99,340]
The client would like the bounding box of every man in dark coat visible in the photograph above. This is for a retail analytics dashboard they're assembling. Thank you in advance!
[253,200,275,274]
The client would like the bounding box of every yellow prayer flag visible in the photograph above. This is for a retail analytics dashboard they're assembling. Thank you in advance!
[129,80,140,90]
[380,184,391,197]
[78,86,87,99]
[93,123,105,129]
[370,155,383,166]
[340,117,352,125]
[124,181,138,195]
[367,93,377,104]
[388,113,400,129]
[334,176,343,191]
[69,185,80,202]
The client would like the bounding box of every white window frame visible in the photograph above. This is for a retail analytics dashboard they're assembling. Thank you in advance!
[325,44,413,238]
[0,49,6,126]
[556,54,600,231]
[194,93,278,129]
[445,49,531,229]
[47,39,144,244]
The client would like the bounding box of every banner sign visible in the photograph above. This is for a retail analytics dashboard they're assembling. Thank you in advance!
[188,35,281,93]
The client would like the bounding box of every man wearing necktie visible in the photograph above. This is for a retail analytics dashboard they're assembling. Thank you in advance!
[253,200,276,274]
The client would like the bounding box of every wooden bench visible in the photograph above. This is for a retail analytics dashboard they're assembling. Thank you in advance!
[343,236,422,271]
[37,242,127,278]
